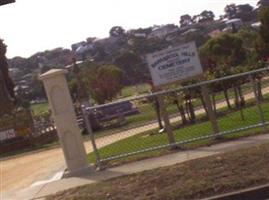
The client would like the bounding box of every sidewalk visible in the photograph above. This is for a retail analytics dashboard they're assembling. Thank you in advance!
[3,133,269,200]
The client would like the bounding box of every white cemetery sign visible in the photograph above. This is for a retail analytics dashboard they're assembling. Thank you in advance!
[146,42,203,87]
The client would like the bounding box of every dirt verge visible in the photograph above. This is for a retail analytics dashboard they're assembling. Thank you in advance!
[47,143,269,200]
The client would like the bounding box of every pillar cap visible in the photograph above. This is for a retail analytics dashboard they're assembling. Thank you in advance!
[39,69,67,80]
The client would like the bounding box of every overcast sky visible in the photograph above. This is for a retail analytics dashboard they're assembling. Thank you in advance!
[0,0,257,58]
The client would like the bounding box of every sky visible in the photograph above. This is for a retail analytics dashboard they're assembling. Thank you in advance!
[0,0,257,58]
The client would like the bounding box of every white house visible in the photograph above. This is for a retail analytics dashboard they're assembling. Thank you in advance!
[148,25,179,39]
[224,18,243,31]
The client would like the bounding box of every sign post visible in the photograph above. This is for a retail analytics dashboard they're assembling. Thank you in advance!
[201,84,220,137]
[146,42,219,142]
[155,93,175,144]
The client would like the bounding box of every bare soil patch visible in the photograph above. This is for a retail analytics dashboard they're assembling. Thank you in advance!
[47,143,269,200]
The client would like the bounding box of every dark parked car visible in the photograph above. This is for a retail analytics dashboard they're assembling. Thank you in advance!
[88,101,140,130]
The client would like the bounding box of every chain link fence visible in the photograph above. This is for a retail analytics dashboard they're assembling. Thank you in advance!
[83,67,269,167]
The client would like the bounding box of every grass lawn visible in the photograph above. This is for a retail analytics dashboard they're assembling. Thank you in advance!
[107,79,267,134]
[88,100,269,164]
[48,143,269,200]
[31,102,49,116]
[91,78,269,141]
[28,80,268,138]
[120,83,151,98]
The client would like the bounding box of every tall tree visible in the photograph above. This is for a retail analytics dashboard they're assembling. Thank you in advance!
[236,4,255,22]
[179,14,192,27]
[236,27,258,50]
[224,4,237,19]
[109,26,126,37]
[256,6,269,60]
[224,3,255,21]
[114,51,148,85]
[0,39,15,116]
[200,33,246,67]
[83,63,123,104]
[257,0,269,8]
[200,34,247,110]
[199,10,215,23]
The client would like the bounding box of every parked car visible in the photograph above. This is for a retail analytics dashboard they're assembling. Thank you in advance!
[88,101,140,130]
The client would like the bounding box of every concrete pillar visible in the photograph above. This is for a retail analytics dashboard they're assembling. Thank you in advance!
[40,69,89,174]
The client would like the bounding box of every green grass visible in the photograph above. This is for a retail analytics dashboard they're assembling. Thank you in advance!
[120,83,151,98]
[94,87,249,138]
[31,102,49,116]
[88,100,269,164]
[94,78,269,138]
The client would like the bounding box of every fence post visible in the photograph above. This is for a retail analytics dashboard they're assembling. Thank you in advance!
[250,75,266,130]
[201,84,220,139]
[156,94,176,146]
[81,103,102,170]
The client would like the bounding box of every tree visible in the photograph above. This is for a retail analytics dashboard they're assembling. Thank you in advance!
[114,51,148,85]
[256,6,269,60]
[131,36,170,55]
[191,10,215,24]
[200,34,247,111]
[200,33,246,68]
[170,91,187,125]
[109,26,126,37]
[257,0,269,8]
[182,31,210,48]
[224,4,237,19]
[83,63,123,104]
[224,3,256,22]
[236,27,258,50]
[236,4,255,22]
[179,14,192,27]
[199,10,215,23]
[0,39,15,116]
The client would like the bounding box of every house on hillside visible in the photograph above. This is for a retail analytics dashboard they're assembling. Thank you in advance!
[71,41,87,51]
[9,68,20,77]
[251,21,261,29]
[148,24,179,39]
[165,29,181,41]
[75,43,94,55]
[223,18,243,32]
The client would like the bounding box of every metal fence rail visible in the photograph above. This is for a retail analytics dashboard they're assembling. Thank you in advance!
[83,67,269,167]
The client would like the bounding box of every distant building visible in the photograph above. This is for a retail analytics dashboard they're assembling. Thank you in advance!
[148,25,179,39]
[9,68,20,77]
[165,29,180,41]
[251,21,261,29]
[224,18,243,32]
[71,41,87,51]
[181,28,197,36]
[75,44,94,54]
[134,33,147,38]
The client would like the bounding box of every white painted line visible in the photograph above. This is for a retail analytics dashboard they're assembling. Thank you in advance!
[30,171,64,187]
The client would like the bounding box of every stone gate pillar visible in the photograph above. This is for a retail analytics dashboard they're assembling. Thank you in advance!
[40,69,89,174]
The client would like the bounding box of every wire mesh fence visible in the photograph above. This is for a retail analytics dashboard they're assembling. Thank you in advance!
[84,67,269,167]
